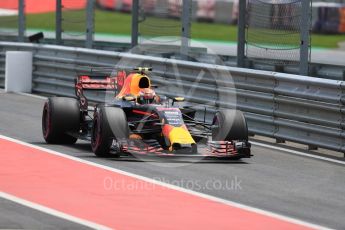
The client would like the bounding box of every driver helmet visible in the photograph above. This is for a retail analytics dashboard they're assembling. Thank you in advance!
[137,88,156,104]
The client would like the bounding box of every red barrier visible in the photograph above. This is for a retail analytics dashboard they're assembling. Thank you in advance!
[340,7,345,33]
[0,0,18,9]
[97,0,117,10]
[0,0,86,13]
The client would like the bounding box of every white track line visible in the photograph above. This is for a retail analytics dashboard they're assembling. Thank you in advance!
[251,141,345,166]
[16,92,48,100]
[0,191,112,230]
[0,134,329,230]
[0,9,18,16]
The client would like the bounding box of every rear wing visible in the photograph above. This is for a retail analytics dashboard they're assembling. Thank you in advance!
[75,75,117,91]
[74,67,151,110]
[75,66,151,91]
[75,72,126,111]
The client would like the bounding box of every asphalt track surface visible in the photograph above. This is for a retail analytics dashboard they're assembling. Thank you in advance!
[0,197,92,230]
[1,92,345,229]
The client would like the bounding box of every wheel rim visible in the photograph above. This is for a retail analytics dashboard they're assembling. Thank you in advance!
[42,104,50,138]
[212,114,220,139]
[91,117,101,149]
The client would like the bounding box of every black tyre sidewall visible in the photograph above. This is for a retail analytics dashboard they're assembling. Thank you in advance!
[91,106,129,157]
[212,110,248,141]
[42,97,80,144]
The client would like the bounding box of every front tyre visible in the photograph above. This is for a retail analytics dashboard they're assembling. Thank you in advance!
[42,97,80,144]
[91,106,129,157]
[212,110,248,141]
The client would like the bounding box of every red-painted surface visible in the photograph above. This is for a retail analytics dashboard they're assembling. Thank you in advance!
[0,0,18,9]
[98,0,117,10]
[0,0,86,13]
[0,137,314,230]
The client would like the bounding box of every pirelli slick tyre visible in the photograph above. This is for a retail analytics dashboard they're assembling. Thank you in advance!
[42,97,80,144]
[212,109,248,141]
[91,106,129,157]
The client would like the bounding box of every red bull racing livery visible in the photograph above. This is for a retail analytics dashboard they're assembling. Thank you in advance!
[42,67,251,160]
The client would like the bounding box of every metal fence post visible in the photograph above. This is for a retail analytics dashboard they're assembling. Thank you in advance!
[56,0,62,45]
[299,0,311,76]
[237,0,246,67]
[131,0,139,48]
[18,0,25,42]
[86,0,95,49]
[181,0,192,60]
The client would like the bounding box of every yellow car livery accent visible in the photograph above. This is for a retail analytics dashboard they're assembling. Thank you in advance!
[168,126,195,151]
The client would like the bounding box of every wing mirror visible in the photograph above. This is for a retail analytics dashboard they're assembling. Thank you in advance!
[172,97,185,106]
[123,95,136,102]
[134,67,153,73]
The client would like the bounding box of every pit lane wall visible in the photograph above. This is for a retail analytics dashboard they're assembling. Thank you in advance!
[0,42,344,153]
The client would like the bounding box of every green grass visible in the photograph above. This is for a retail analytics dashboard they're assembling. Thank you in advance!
[1,10,344,48]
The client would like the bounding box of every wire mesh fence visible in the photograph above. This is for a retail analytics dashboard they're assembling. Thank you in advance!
[137,0,184,53]
[0,0,314,67]
[245,0,309,65]
[0,2,18,38]
[61,0,87,42]
[25,7,55,40]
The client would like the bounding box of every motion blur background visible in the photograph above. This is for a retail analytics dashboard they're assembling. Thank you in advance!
[0,0,344,46]
[0,0,344,78]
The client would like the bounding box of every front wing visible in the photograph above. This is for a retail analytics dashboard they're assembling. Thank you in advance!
[112,139,252,160]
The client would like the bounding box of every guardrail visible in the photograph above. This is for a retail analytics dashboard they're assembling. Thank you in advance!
[1,35,345,81]
[0,42,344,153]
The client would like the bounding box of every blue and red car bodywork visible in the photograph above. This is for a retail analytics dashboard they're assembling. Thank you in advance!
[71,68,251,160]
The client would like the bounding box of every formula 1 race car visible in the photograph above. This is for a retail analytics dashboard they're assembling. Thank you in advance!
[42,67,251,160]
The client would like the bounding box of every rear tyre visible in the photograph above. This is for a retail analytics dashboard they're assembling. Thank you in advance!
[42,97,80,144]
[91,106,129,157]
[212,110,248,141]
